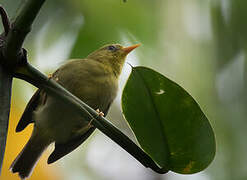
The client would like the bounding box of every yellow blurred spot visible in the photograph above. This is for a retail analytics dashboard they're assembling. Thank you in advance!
[182,161,195,174]
[1,103,62,180]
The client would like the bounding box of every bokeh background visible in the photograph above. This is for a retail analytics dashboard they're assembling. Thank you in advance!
[0,0,246,179]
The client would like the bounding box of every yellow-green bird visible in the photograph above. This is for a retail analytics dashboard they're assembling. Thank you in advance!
[10,43,140,179]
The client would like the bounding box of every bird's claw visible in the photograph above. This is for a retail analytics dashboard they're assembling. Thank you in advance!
[86,109,104,128]
[48,73,53,79]
[48,74,59,81]
[87,119,94,128]
[96,109,104,117]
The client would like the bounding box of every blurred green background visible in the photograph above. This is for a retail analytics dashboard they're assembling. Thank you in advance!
[1,0,246,179]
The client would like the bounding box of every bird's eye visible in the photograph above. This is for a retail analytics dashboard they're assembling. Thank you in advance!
[107,45,117,51]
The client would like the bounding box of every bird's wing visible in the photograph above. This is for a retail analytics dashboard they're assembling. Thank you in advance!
[16,89,47,132]
[47,127,96,164]
[16,67,59,133]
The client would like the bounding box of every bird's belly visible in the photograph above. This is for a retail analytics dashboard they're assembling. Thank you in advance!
[34,97,90,144]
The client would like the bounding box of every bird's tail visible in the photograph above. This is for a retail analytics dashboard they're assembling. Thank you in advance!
[10,131,50,179]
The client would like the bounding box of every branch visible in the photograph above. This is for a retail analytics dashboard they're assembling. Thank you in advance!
[13,60,168,174]
[0,66,12,174]
[0,6,12,174]
[2,0,45,66]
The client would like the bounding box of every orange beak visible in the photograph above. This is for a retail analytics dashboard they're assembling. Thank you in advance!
[122,44,141,54]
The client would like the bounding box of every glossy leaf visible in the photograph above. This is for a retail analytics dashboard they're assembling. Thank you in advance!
[122,66,216,174]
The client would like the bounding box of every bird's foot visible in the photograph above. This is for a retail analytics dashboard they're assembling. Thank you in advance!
[87,118,94,128]
[86,109,104,128]
[48,74,59,81]
[48,73,53,79]
[96,109,104,117]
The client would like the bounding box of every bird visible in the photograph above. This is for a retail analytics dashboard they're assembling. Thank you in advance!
[10,43,140,179]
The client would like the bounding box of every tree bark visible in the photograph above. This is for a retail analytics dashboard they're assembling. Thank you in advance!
[0,66,12,173]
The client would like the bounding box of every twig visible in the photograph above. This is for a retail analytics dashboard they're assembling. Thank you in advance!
[0,6,10,35]
[3,0,46,66]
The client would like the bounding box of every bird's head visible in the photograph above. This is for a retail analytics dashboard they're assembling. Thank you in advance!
[87,43,140,77]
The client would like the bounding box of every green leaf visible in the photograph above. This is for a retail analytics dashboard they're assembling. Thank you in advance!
[121,66,216,174]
